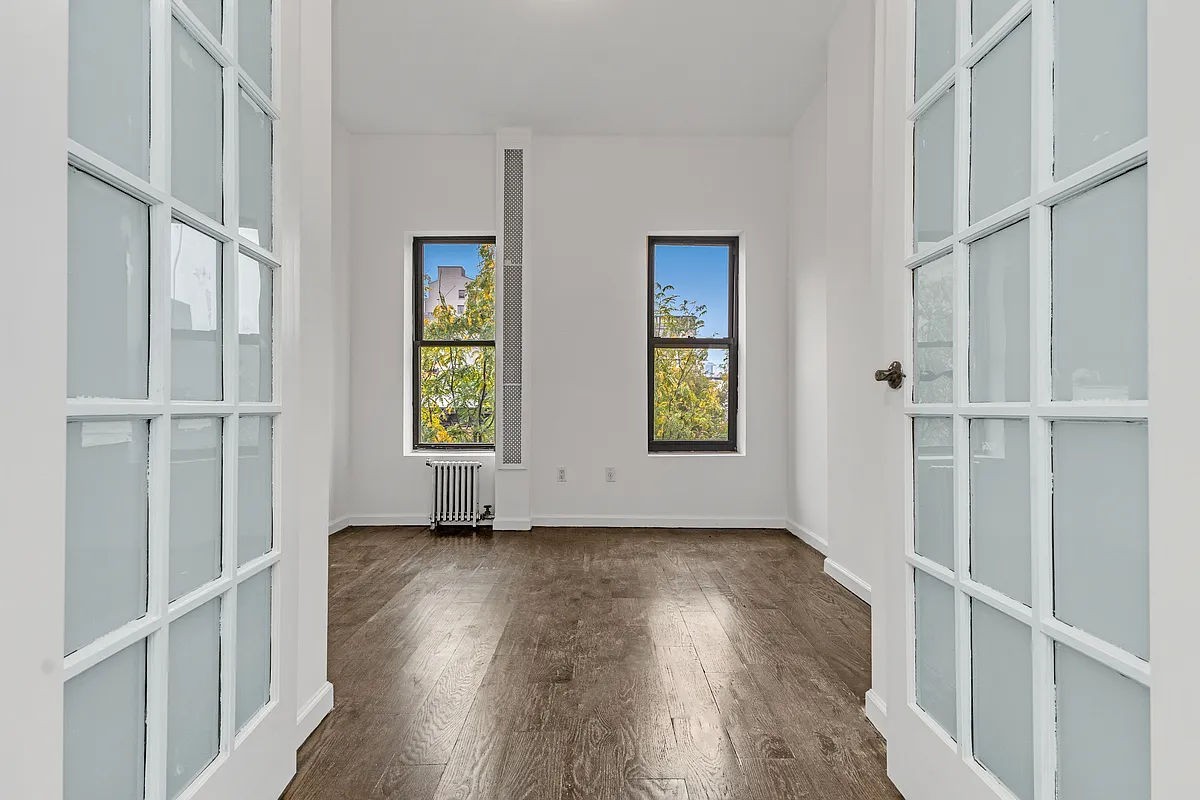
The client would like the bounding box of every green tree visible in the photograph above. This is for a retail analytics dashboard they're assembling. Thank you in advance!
[652,282,729,441]
[419,244,496,444]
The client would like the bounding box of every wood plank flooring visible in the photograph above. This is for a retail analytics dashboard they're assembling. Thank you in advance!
[283,526,902,800]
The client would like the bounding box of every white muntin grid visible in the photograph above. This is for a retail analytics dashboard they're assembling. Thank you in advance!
[901,1,1149,800]
[64,2,282,799]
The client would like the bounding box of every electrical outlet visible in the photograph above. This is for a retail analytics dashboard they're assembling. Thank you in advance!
[605,467,617,483]
[557,466,567,483]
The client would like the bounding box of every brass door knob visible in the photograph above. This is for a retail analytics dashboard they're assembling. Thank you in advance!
[874,361,906,390]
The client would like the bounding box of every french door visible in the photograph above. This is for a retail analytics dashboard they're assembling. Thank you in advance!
[881,1,1150,799]
[62,2,296,799]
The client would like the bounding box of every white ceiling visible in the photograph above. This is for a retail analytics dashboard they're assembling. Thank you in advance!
[334,0,843,136]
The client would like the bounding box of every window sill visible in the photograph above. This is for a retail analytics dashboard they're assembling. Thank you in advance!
[408,448,496,458]
[647,449,744,458]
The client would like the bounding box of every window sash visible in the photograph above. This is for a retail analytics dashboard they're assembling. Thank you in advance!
[647,236,739,452]
[412,236,498,451]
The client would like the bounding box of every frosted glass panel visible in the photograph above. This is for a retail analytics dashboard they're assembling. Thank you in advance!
[972,601,1034,800]
[173,21,223,221]
[914,92,955,250]
[914,417,955,569]
[239,0,273,95]
[969,220,1029,402]
[915,571,957,739]
[170,418,222,601]
[238,93,273,249]
[1052,422,1148,658]
[238,255,273,401]
[68,168,150,399]
[1056,645,1150,800]
[69,0,150,178]
[1054,0,1147,178]
[1051,167,1147,402]
[238,416,273,565]
[171,223,223,401]
[236,568,272,731]
[915,0,955,99]
[167,599,221,800]
[970,419,1031,605]
[64,641,147,800]
[914,255,954,404]
[973,0,1014,39]
[65,420,149,654]
[970,19,1031,222]
[183,0,221,37]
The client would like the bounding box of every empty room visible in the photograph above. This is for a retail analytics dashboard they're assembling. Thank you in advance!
[3,1,1197,799]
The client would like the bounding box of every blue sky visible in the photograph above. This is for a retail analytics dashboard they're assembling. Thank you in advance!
[422,242,489,286]
[653,243,731,338]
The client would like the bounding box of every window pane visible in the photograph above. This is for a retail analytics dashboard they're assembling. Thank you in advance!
[651,347,731,443]
[418,346,497,446]
[1055,645,1150,800]
[969,220,1029,402]
[182,0,221,38]
[167,599,220,800]
[914,91,955,251]
[1052,421,1148,659]
[914,570,957,740]
[1051,167,1147,402]
[1054,0,1146,179]
[64,641,147,800]
[915,0,955,99]
[420,242,496,341]
[237,416,273,565]
[238,255,273,402]
[972,0,1014,39]
[173,21,223,221]
[69,0,150,178]
[913,254,953,404]
[170,418,222,601]
[914,417,955,569]
[971,600,1034,800]
[236,568,272,731]
[651,243,731,338]
[68,168,150,400]
[171,223,223,401]
[239,0,273,95]
[238,91,272,249]
[65,420,149,655]
[970,19,1031,222]
[970,419,1031,605]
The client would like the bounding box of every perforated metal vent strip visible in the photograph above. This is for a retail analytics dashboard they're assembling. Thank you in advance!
[502,385,523,465]
[501,148,525,465]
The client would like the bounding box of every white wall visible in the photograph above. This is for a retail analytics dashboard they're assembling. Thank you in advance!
[0,1,67,796]
[340,134,790,526]
[787,0,883,605]
[787,87,830,546]
[346,135,498,522]
[329,120,353,529]
[530,136,791,526]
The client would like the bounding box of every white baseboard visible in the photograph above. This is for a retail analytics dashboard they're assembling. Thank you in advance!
[824,557,872,605]
[330,514,430,532]
[865,689,888,739]
[296,681,334,746]
[530,514,786,529]
[493,516,532,531]
[785,520,829,554]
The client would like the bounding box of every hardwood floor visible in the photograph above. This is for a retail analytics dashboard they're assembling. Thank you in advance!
[283,526,901,800]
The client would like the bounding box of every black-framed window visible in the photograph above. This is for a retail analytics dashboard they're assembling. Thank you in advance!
[648,236,739,452]
[413,236,496,449]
